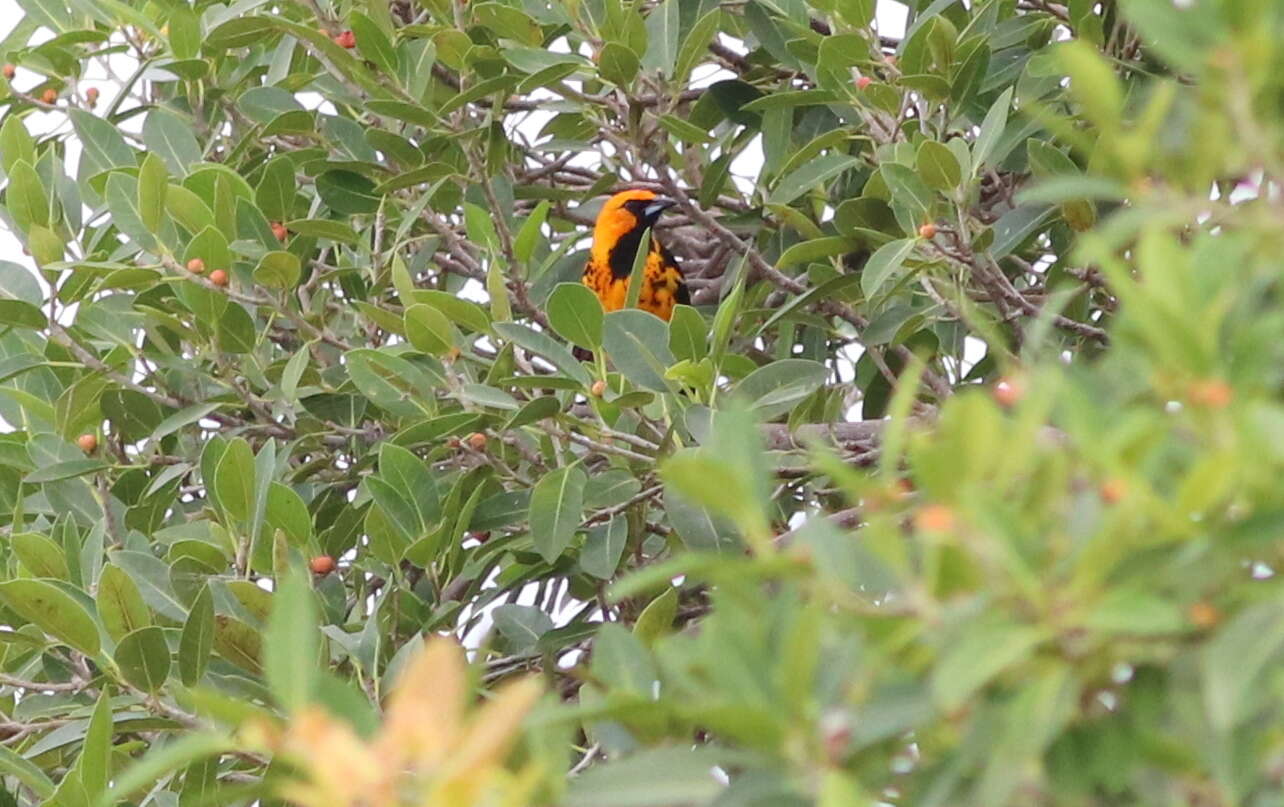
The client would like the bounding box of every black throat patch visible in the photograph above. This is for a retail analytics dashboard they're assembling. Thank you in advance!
[607,225,648,280]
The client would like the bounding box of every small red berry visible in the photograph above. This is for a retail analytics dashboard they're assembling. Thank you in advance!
[85,87,99,107]
[1187,379,1232,409]
[186,258,205,274]
[41,88,57,104]
[270,221,288,241]
[334,30,356,49]
[76,434,98,453]
[1188,601,1219,629]
[209,269,229,287]
[1099,478,1127,504]
[914,504,955,533]
[993,376,1023,408]
[466,432,487,450]
[918,222,937,239]
[2,64,15,80]
[856,76,872,90]
[309,555,336,575]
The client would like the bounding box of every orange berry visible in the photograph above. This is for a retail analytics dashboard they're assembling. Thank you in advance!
[993,375,1023,408]
[85,87,99,106]
[209,269,229,287]
[590,379,607,397]
[466,432,487,450]
[918,222,937,239]
[1188,601,1219,629]
[309,555,336,575]
[334,30,356,48]
[2,64,14,80]
[270,221,288,241]
[76,433,98,453]
[914,504,955,533]
[856,76,872,90]
[1099,477,1127,504]
[41,88,57,104]
[1187,379,1233,409]
[186,257,205,274]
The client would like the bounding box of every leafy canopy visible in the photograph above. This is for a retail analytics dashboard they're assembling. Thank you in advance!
[0,0,1283,805]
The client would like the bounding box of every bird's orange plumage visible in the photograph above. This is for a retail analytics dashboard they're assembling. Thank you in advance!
[582,190,689,321]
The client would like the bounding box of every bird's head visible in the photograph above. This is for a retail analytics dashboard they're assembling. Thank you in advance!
[593,189,676,246]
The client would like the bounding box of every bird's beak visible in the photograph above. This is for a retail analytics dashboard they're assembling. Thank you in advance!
[643,198,676,221]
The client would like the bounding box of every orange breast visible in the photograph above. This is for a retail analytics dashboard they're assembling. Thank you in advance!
[582,245,682,321]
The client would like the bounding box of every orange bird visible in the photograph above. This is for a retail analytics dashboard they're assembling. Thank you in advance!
[581,189,689,321]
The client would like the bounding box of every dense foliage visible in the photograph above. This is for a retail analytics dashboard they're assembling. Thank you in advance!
[1,0,1283,804]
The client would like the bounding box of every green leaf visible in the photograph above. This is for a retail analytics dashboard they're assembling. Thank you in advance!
[110,550,188,621]
[179,585,214,686]
[514,200,550,263]
[6,160,49,233]
[972,87,1014,173]
[344,349,439,418]
[581,516,629,579]
[115,626,171,693]
[1057,39,1123,133]
[0,579,101,655]
[142,109,201,177]
[214,437,255,522]
[255,156,295,222]
[316,170,380,214]
[642,0,679,75]
[529,465,587,563]
[1202,599,1284,732]
[409,290,493,335]
[633,586,677,646]
[0,299,47,329]
[777,236,860,269]
[137,154,169,235]
[253,250,301,289]
[734,359,828,419]
[916,140,962,190]
[266,569,319,713]
[860,237,917,298]
[768,153,861,206]
[603,310,675,392]
[69,108,135,171]
[674,9,720,84]
[96,563,152,643]
[591,622,657,696]
[212,615,263,675]
[0,744,55,799]
[492,604,554,653]
[668,304,707,362]
[284,218,359,243]
[547,282,605,350]
[931,618,1043,711]
[494,321,593,386]
[378,442,441,527]
[564,746,736,807]
[0,117,36,175]
[598,42,641,87]
[11,533,68,579]
[404,303,454,355]
[351,12,398,74]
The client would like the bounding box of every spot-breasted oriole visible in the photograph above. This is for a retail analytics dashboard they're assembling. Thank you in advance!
[581,189,690,321]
